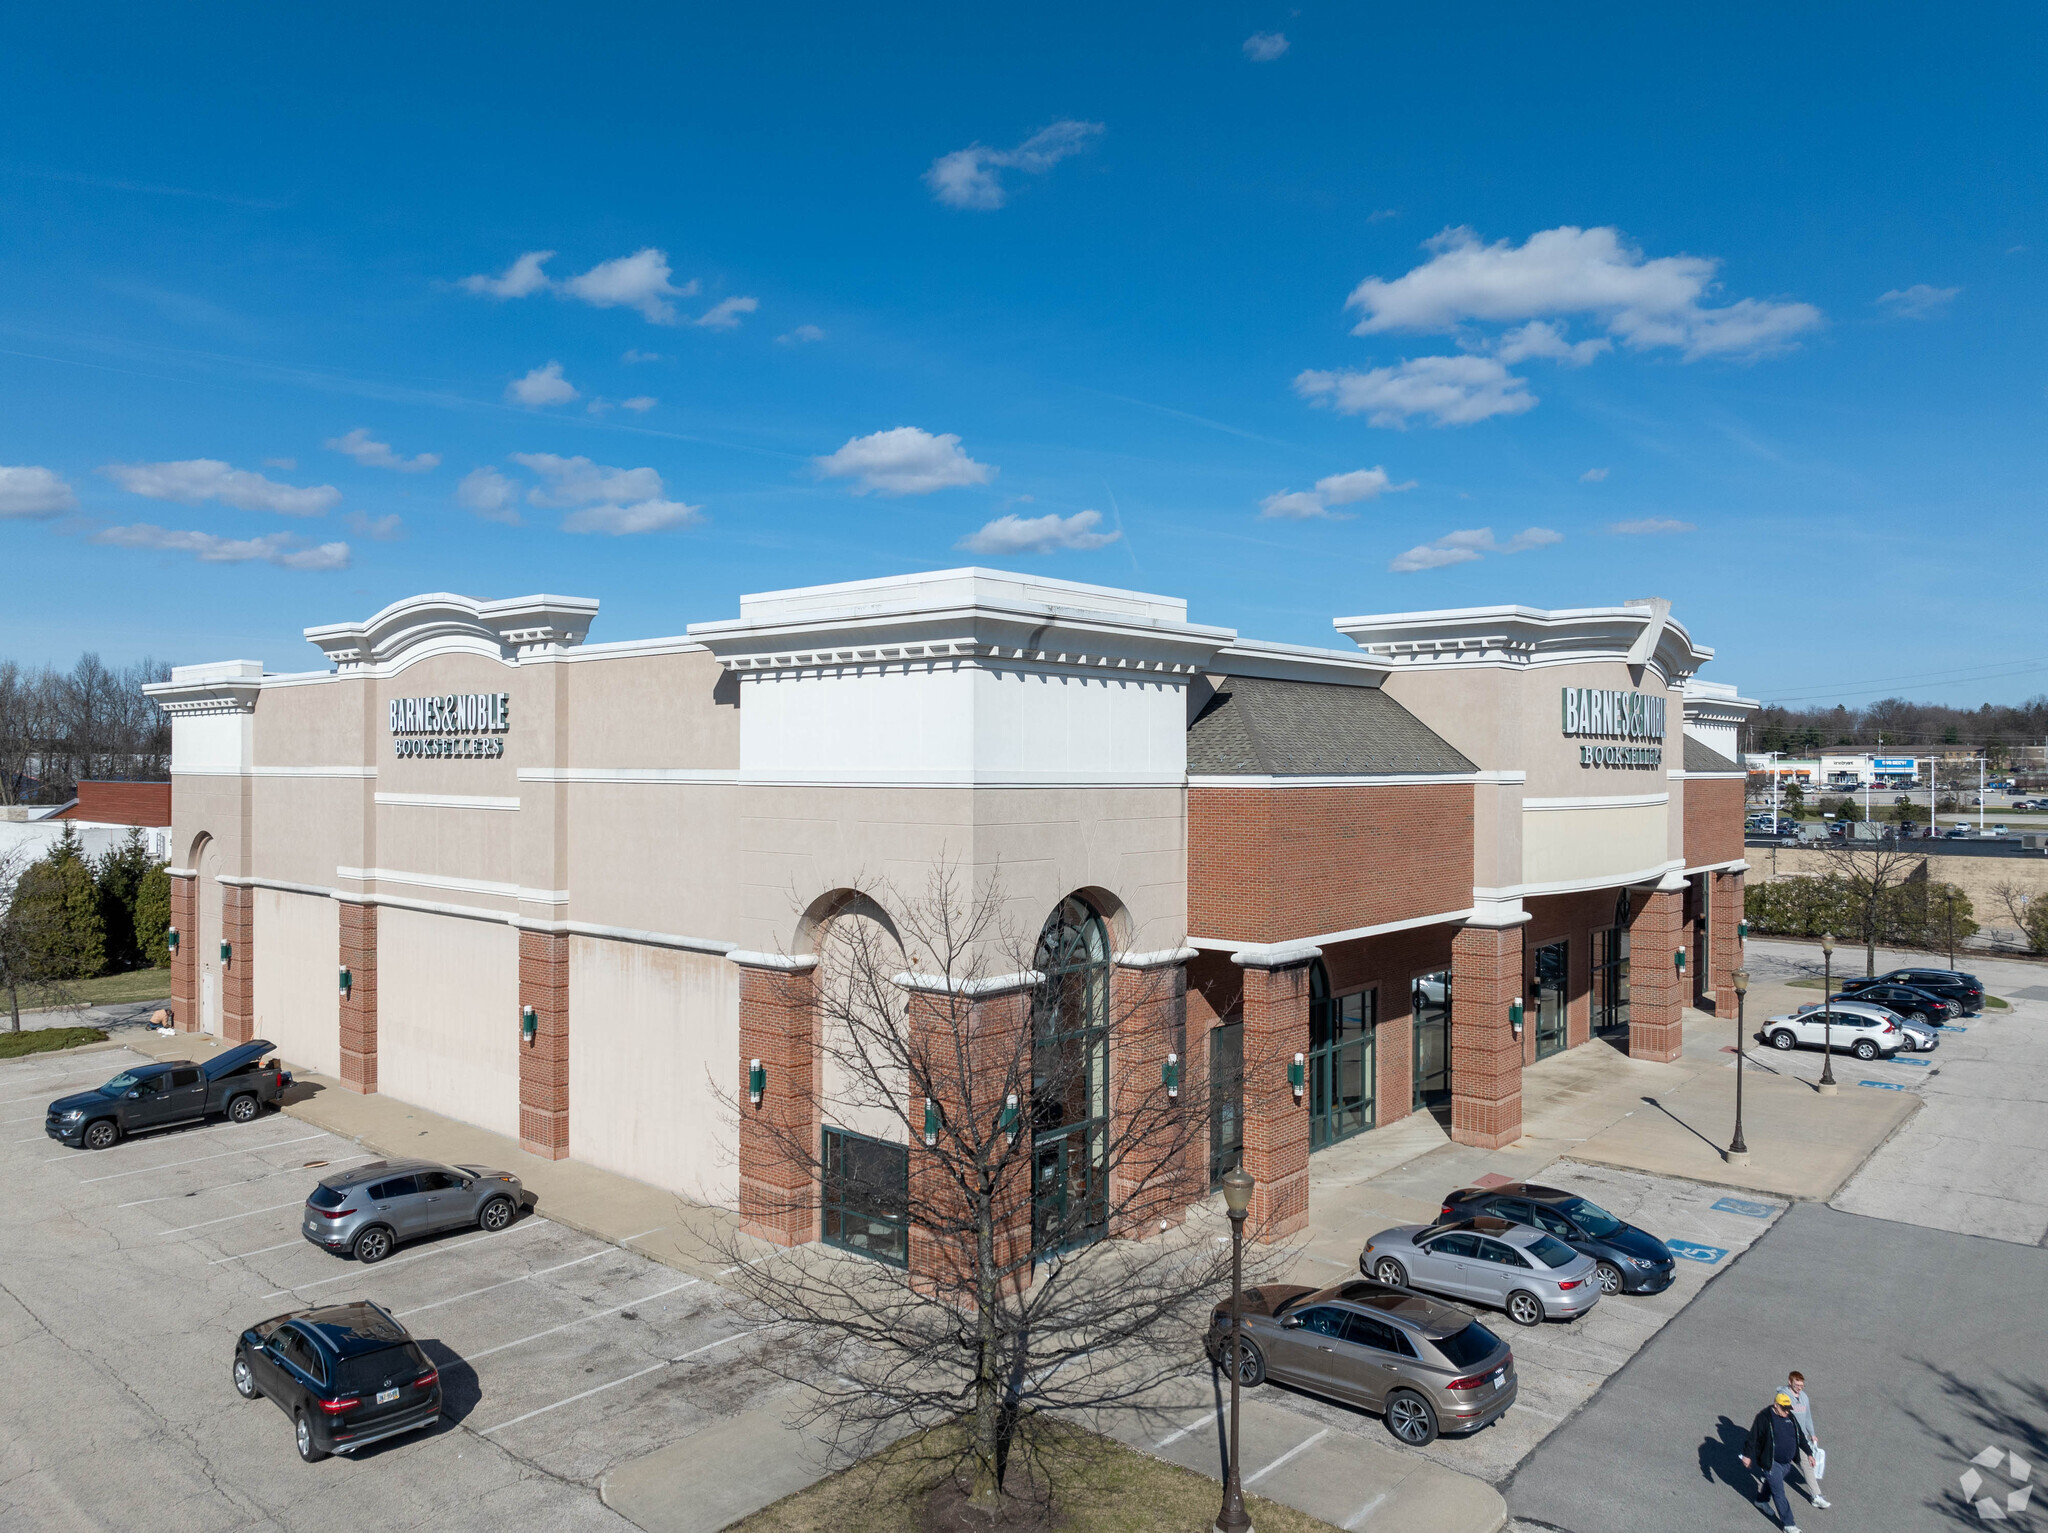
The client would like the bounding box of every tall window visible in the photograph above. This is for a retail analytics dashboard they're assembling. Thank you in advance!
[1412,970,1452,1111]
[1307,962,1375,1150]
[1594,891,1631,1038]
[1208,1019,1243,1186]
[1533,940,1568,1059]
[822,1127,909,1267]
[1031,896,1111,1255]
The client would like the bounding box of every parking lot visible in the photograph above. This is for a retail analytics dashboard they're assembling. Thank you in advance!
[0,1044,785,1533]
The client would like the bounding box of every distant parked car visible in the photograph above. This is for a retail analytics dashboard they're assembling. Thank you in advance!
[302,1158,526,1264]
[1204,1279,1516,1445]
[45,1039,292,1150]
[1435,1182,1676,1296]
[1763,1007,1903,1061]
[1840,967,1985,1015]
[233,1301,443,1461]
[1798,998,1941,1051]
[1361,1215,1600,1327]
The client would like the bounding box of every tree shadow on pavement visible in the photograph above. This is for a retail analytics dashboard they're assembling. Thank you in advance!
[1895,1356,2048,1526]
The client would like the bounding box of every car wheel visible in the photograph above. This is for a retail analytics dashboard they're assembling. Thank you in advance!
[83,1119,119,1150]
[295,1410,327,1463]
[227,1094,259,1124]
[1224,1336,1265,1388]
[1770,1030,1797,1051]
[352,1225,395,1264]
[1373,1257,1410,1288]
[1505,1290,1544,1327]
[1384,1389,1439,1447]
[1853,1039,1878,1060]
[478,1195,515,1233]
[1594,1261,1624,1296]
[233,1353,260,1400]
[1909,1012,1929,1027]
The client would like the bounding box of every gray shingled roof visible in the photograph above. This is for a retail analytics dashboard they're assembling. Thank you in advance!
[1683,735,1743,774]
[1186,675,1475,776]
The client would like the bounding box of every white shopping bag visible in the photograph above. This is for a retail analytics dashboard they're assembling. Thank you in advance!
[1812,1446,1826,1480]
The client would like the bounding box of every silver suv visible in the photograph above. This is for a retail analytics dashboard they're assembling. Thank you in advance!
[302,1158,526,1264]
[1361,1215,1601,1326]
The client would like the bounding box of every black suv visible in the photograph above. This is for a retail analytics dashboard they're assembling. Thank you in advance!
[1839,968,1984,1015]
[1826,981,1958,1025]
[233,1301,442,1461]
[1438,1183,1675,1296]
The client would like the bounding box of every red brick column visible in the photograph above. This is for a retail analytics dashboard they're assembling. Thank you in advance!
[518,929,570,1159]
[221,884,255,1044]
[1237,955,1313,1242]
[169,873,197,1033]
[1711,871,1744,1017]
[338,901,378,1094]
[1451,924,1523,1150]
[1109,957,1192,1239]
[1630,888,1686,1062]
[735,957,820,1246]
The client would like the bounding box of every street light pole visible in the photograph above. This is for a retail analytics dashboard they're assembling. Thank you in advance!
[1728,966,1751,1166]
[1946,890,1957,970]
[1216,1164,1255,1533]
[1818,931,1838,1095]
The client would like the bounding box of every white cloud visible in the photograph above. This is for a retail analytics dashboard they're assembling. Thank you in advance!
[325,427,440,473]
[814,426,997,495]
[341,510,404,540]
[1259,465,1415,519]
[621,396,657,412]
[92,524,350,570]
[926,120,1105,210]
[460,250,554,299]
[0,464,77,518]
[1608,516,1695,535]
[1580,467,1609,482]
[102,459,341,516]
[1243,31,1289,60]
[456,466,521,525]
[560,499,703,535]
[263,457,297,470]
[694,295,758,330]
[507,361,579,407]
[957,508,1118,555]
[1877,283,1960,319]
[561,248,698,324]
[1389,525,1561,572]
[1344,225,1822,362]
[1295,356,1537,428]
[776,324,826,345]
[1496,319,1610,366]
[504,452,701,535]
[621,349,665,364]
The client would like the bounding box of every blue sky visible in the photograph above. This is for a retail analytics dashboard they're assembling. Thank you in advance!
[2,4,2043,708]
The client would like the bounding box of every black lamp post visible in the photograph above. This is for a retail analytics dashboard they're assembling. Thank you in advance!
[1216,1164,1255,1533]
[1727,967,1750,1166]
[1817,931,1838,1094]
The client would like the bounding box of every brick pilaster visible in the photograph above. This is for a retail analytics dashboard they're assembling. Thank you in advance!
[736,959,820,1246]
[1239,958,1312,1241]
[1108,959,1193,1239]
[518,929,570,1159]
[221,884,255,1044]
[1630,888,1686,1062]
[1450,923,1523,1150]
[338,901,378,1094]
[169,873,197,1033]
[1711,871,1744,1018]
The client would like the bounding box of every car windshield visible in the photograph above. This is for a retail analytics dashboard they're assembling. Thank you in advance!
[98,1070,146,1094]
[1434,1321,1505,1369]
[332,1342,428,1395]
[1557,1197,1624,1238]
[1525,1234,1579,1268]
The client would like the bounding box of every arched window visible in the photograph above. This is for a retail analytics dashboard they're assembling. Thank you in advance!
[1031,896,1110,1254]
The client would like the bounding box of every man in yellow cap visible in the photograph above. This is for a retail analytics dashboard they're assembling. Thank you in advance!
[1741,1391,1815,1530]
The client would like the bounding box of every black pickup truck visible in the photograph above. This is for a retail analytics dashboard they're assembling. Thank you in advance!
[46,1039,293,1149]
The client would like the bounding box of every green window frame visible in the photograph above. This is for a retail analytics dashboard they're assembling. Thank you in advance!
[821,1126,909,1268]
[1307,962,1375,1151]
[1031,896,1111,1256]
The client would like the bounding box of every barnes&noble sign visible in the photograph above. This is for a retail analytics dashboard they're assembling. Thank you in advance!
[1562,686,1665,770]
[389,692,510,759]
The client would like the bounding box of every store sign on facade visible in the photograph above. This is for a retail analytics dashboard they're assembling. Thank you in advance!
[389,692,510,759]
[1562,686,1665,770]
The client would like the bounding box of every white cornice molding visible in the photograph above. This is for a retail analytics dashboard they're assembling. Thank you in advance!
[892,967,1042,996]
[517,767,738,785]
[558,921,735,955]
[252,766,378,779]
[728,950,822,972]
[144,660,264,717]
[1522,792,1670,811]
[735,769,1185,789]
[1188,772,1481,789]
[1191,907,1471,955]
[1333,601,1711,686]
[1230,940,1324,970]
[374,792,520,811]
[1113,946,1197,971]
[1207,638,1388,688]
[1473,858,1688,903]
[303,591,600,673]
[335,865,566,904]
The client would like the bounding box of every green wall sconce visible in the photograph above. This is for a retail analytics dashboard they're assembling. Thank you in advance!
[1288,1052,1305,1099]
[1675,947,1687,974]
[747,1058,764,1104]
[999,1093,1019,1142]
[521,1005,538,1044]
[338,966,352,998]
[1163,1052,1180,1098]
[923,1097,939,1146]
[219,939,231,965]
[1510,997,1524,1037]
[166,927,179,953]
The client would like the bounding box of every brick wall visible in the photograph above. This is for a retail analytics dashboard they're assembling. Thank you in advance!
[1239,961,1312,1240]
[1108,961,1196,1237]
[517,929,570,1159]
[736,962,820,1246]
[1684,776,1745,868]
[169,874,196,1032]
[221,885,254,1044]
[1711,870,1745,1017]
[338,901,378,1094]
[1450,925,1523,1149]
[55,781,171,826]
[1629,888,1686,1062]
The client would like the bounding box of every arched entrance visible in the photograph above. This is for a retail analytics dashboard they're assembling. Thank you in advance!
[193,835,224,1036]
[1031,895,1110,1255]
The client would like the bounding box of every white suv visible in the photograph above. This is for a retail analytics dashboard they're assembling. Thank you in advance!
[1763,1006,1904,1061]
[1797,997,1939,1052]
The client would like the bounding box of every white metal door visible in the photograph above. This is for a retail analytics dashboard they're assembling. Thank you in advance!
[201,969,219,1035]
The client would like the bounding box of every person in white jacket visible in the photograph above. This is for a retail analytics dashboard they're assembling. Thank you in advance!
[1786,1370,1830,1510]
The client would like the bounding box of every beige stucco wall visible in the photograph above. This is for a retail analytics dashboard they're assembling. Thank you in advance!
[251,887,341,1077]
[565,647,738,769]
[377,907,521,1138]
[567,937,739,1203]
[1520,803,1670,890]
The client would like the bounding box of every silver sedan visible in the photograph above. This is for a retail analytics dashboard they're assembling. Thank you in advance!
[1361,1215,1601,1326]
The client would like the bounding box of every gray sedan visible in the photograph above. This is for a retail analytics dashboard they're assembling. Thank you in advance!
[1361,1215,1600,1326]
[302,1157,526,1263]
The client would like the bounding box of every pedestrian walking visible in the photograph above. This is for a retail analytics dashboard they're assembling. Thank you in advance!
[1741,1391,1814,1531]
[1785,1370,1830,1509]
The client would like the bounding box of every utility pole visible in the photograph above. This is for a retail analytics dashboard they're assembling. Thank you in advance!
[1980,753,1987,834]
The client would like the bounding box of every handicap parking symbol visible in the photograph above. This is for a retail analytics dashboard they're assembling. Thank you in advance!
[1894,1057,1931,1067]
[1668,1241,1727,1264]
[1710,1196,1778,1219]
[1936,1024,1967,1033]
[1859,1079,1906,1090]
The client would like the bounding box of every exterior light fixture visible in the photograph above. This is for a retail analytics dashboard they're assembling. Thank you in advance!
[999,1093,1019,1141]
[1674,947,1686,974]
[166,927,179,953]
[219,939,232,965]
[1737,918,1749,942]
[747,1059,764,1104]
[1510,997,1524,1037]
[1288,1052,1305,1099]
[521,1005,538,1044]
[923,1097,939,1147]
[338,966,352,998]
[1163,1052,1180,1098]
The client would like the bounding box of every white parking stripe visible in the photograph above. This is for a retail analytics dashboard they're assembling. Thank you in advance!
[478,1330,754,1435]
[619,1227,665,1243]
[1344,1491,1387,1529]
[155,1199,305,1235]
[111,1153,372,1206]
[42,1116,263,1163]
[1153,1412,1215,1449]
[1243,1428,1329,1487]
[394,1249,613,1318]
[258,1218,549,1300]
[212,1239,304,1265]
[77,1133,329,1183]
[463,1279,698,1361]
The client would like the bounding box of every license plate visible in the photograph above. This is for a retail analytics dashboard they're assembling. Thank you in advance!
[1491,1369,1505,1386]
[375,1388,400,1405]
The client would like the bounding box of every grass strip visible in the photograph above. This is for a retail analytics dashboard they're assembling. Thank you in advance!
[0,1026,111,1059]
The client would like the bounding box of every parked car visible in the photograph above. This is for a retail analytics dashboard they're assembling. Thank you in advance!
[302,1157,526,1264]
[1762,1007,1903,1060]
[1360,1215,1600,1327]
[1814,982,1957,1027]
[1797,998,1940,1051]
[1839,967,1985,1015]
[45,1039,292,1150]
[1435,1182,1676,1296]
[1204,1279,1515,1445]
[233,1300,443,1461]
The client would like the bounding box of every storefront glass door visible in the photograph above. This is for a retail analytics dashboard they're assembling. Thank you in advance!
[1412,971,1451,1112]
[1533,940,1568,1059]
[1308,965,1374,1150]
[1208,1020,1243,1186]
[1593,896,1631,1040]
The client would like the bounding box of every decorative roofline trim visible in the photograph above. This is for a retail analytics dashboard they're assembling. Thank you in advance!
[1191,907,1471,957]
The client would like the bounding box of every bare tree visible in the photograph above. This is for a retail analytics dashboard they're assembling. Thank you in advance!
[708,864,1281,1519]
[1990,880,2048,955]
[0,652,171,804]
[1813,837,1927,976]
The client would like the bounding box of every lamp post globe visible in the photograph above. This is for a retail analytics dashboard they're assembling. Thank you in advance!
[1817,931,1838,1094]
[1727,968,1750,1166]
[1215,1164,1255,1533]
